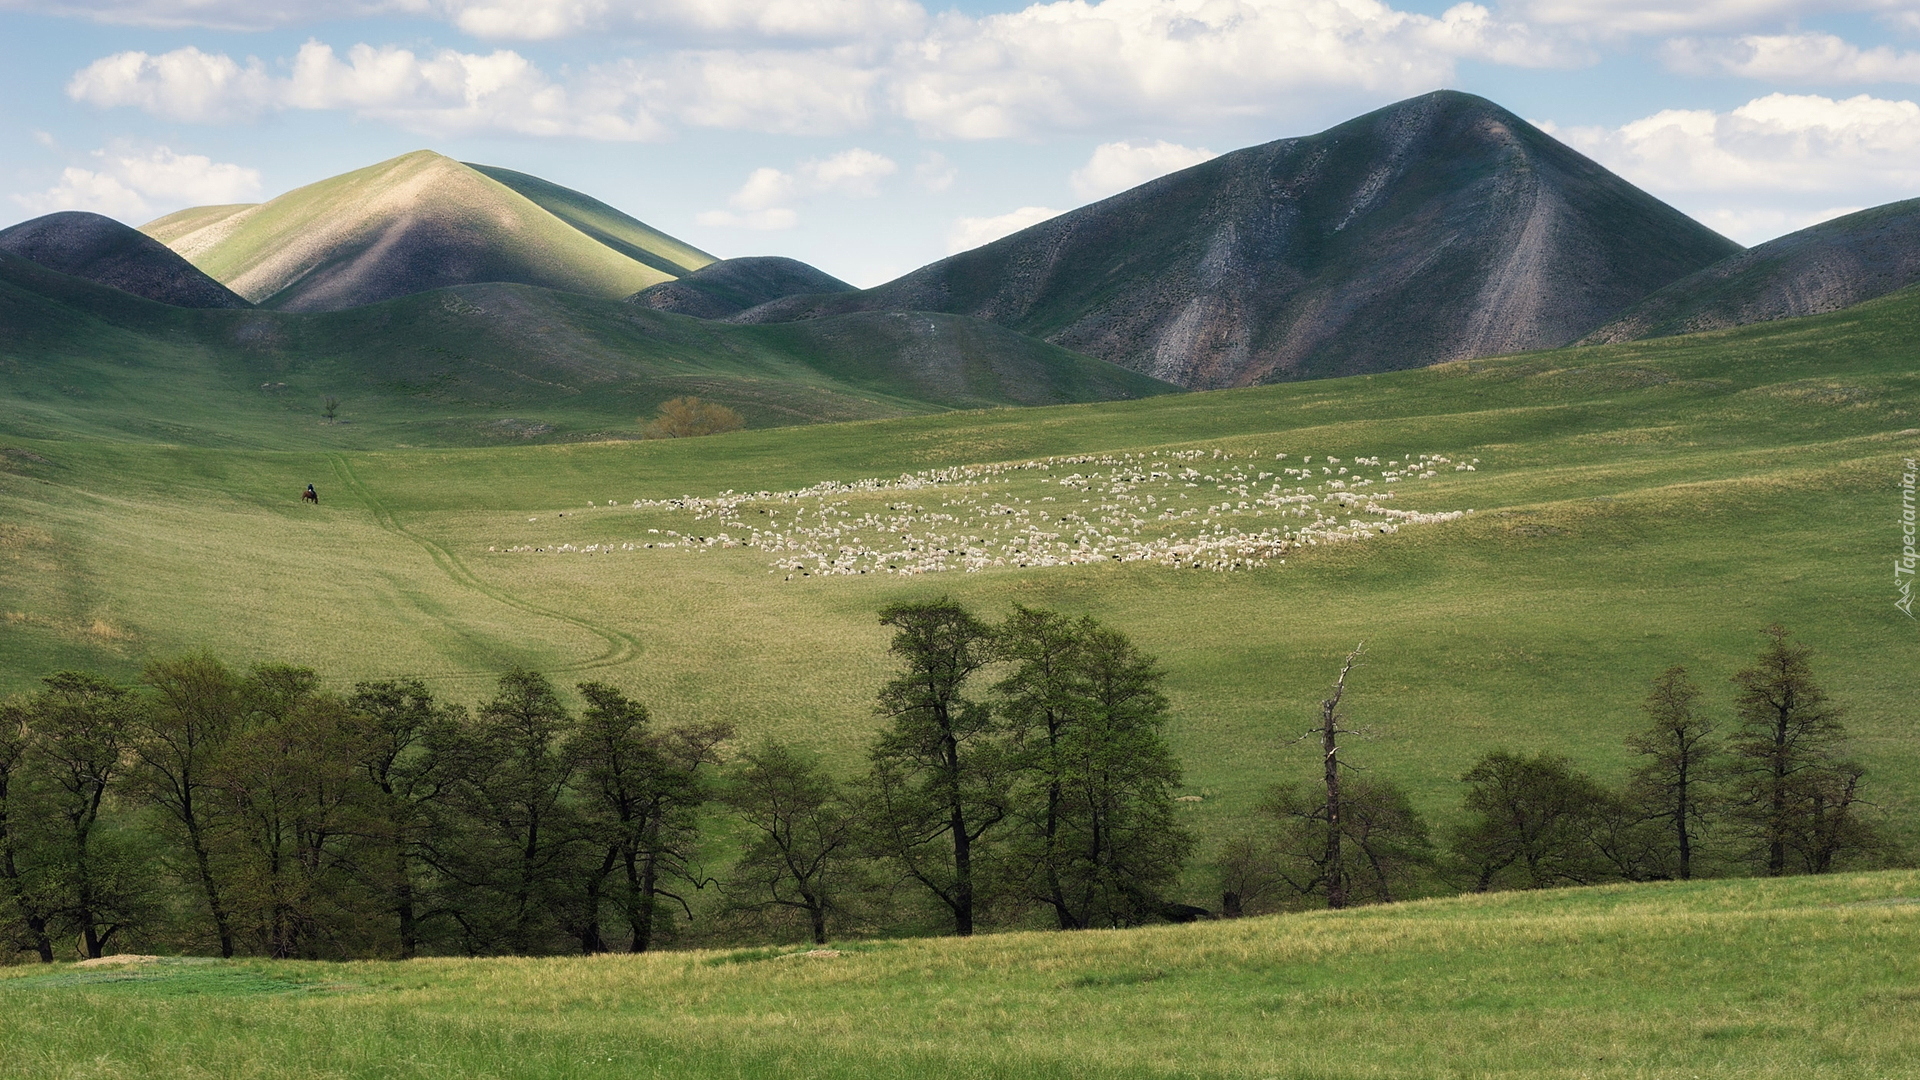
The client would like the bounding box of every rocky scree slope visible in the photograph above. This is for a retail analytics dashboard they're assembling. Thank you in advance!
[1581,197,1920,343]
[733,91,1742,389]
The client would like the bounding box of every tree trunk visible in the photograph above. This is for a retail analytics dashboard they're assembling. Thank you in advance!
[942,720,974,937]
[184,813,236,958]
[1769,708,1789,876]
[1319,647,1359,910]
[1675,751,1693,881]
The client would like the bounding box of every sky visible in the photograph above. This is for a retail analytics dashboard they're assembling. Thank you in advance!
[7,1,1920,287]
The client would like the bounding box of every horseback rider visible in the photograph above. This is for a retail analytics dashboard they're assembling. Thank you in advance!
[303,484,318,504]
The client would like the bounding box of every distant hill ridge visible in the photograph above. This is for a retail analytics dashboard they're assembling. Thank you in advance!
[0,246,1172,446]
[732,91,1743,388]
[629,257,856,319]
[0,211,248,309]
[139,151,715,312]
[1582,198,1920,343]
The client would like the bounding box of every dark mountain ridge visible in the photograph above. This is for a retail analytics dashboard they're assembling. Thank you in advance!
[733,91,1742,388]
[629,256,855,319]
[0,211,249,309]
[1581,198,1920,343]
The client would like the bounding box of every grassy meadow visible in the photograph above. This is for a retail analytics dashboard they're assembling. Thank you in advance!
[2,870,1918,1078]
[2,283,1917,859]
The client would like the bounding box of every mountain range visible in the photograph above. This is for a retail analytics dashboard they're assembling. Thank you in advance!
[5,89,1920,435]
[732,91,1743,387]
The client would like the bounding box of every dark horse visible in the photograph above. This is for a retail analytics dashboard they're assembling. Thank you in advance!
[303,484,318,504]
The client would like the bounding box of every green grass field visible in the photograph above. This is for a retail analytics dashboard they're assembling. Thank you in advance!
[2,282,1916,859]
[3,871,1917,1079]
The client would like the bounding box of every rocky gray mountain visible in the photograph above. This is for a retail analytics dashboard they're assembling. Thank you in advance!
[733,91,1742,389]
[1581,198,1920,343]
[630,256,854,319]
[0,211,249,309]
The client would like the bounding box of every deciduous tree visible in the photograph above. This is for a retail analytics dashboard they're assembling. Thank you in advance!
[998,607,1190,928]
[642,397,745,439]
[26,672,149,958]
[136,654,244,957]
[721,741,852,945]
[567,682,728,953]
[1727,627,1879,875]
[861,599,1006,937]
[345,679,463,958]
[1451,751,1611,891]
[1625,666,1717,880]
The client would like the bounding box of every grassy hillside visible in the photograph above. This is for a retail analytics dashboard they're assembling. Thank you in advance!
[1,275,1912,859]
[633,255,855,318]
[140,203,254,246]
[136,152,685,310]
[0,252,1173,447]
[3,871,1918,1078]
[467,162,716,279]
[0,211,249,309]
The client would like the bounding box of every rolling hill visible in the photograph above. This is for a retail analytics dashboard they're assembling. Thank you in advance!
[0,249,1173,447]
[0,211,248,309]
[629,256,854,319]
[4,872,1917,1079]
[2,265,1911,853]
[1582,197,1920,343]
[139,151,713,312]
[733,90,1742,388]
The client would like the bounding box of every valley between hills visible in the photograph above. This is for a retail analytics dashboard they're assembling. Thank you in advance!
[0,86,1916,1079]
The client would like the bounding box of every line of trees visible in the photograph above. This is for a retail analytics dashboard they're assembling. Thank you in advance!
[1221,626,1895,914]
[0,618,1898,962]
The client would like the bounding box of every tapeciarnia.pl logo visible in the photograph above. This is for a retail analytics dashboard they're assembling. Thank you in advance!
[1899,458,1917,619]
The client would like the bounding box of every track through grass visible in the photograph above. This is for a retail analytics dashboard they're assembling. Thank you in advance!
[327,453,641,675]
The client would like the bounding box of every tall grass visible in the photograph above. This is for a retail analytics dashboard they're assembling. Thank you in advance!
[2,872,1917,1078]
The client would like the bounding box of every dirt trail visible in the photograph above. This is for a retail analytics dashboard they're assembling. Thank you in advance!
[327,453,640,676]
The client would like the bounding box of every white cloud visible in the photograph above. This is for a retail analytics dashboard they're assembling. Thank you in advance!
[1508,0,1887,36]
[69,42,672,139]
[12,145,262,219]
[806,146,897,196]
[1,0,925,40]
[694,206,800,229]
[443,0,926,40]
[1663,32,1920,82]
[1554,92,1920,243]
[697,148,897,229]
[914,151,956,193]
[890,0,1569,139]
[67,46,274,123]
[947,205,1060,254]
[1070,139,1215,201]
[64,0,1582,142]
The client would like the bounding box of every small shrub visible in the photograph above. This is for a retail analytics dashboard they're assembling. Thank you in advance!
[643,397,745,439]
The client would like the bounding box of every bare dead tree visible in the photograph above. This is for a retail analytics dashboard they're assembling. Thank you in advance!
[1294,644,1363,910]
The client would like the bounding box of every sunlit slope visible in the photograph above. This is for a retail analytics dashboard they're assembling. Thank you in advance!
[2,283,1912,848]
[466,162,715,278]
[140,203,254,247]
[4,872,1917,1079]
[138,151,680,311]
[0,253,1172,446]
